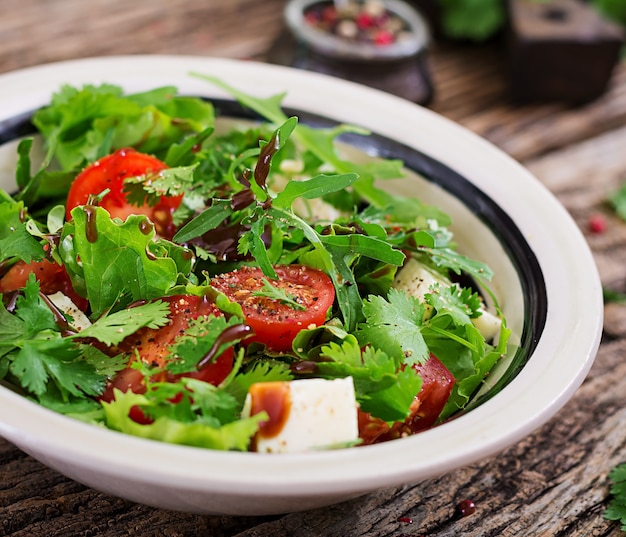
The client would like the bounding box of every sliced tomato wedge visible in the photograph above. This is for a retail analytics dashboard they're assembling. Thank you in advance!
[358,354,455,445]
[0,259,89,311]
[100,295,235,422]
[66,148,182,238]
[210,265,335,352]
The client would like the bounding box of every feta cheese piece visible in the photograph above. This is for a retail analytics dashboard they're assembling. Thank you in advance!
[46,292,91,332]
[243,377,359,453]
[392,257,445,305]
[471,308,502,343]
[392,258,502,342]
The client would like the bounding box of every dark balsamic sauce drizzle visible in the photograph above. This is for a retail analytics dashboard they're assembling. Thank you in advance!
[196,323,253,370]
[39,292,77,336]
[84,206,98,243]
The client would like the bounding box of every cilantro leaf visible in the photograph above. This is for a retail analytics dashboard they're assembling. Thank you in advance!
[605,463,626,530]
[123,165,197,207]
[357,288,429,366]
[10,338,104,398]
[166,315,249,375]
[76,301,171,346]
[425,283,483,325]
[224,360,293,408]
[14,275,57,335]
[317,338,422,422]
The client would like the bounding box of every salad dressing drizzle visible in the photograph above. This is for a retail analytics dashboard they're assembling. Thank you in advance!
[196,323,252,370]
[84,206,98,243]
[39,292,76,336]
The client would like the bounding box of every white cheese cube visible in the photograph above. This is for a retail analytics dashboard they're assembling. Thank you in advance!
[392,257,447,304]
[243,377,359,453]
[46,292,91,331]
[392,258,502,342]
[471,308,502,344]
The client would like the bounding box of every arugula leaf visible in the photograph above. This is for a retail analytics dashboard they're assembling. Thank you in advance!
[320,233,405,267]
[173,199,233,243]
[191,73,405,206]
[273,173,358,209]
[423,247,494,282]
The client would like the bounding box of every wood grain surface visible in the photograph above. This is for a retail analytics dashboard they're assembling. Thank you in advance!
[2,1,625,535]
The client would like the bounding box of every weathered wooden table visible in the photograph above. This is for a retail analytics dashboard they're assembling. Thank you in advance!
[2,1,626,535]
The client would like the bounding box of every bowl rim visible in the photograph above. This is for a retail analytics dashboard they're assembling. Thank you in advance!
[0,55,603,499]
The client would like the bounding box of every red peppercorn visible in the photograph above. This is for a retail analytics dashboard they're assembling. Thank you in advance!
[588,214,607,234]
[456,499,476,517]
[356,11,376,29]
[374,29,395,45]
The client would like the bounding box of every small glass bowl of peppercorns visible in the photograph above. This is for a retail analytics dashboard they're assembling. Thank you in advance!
[282,0,433,104]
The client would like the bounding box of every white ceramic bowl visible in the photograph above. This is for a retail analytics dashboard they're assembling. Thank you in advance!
[0,56,602,515]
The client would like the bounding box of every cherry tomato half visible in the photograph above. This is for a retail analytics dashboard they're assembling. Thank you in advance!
[66,148,182,238]
[358,354,455,445]
[100,295,236,423]
[0,259,89,311]
[210,265,335,352]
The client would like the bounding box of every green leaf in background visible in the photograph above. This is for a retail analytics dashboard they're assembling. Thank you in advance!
[438,0,506,41]
[605,463,626,530]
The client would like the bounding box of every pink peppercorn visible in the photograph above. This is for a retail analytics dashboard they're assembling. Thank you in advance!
[356,11,376,29]
[374,29,395,45]
[588,214,607,233]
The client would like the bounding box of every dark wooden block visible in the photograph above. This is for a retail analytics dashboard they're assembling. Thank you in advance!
[507,0,624,104]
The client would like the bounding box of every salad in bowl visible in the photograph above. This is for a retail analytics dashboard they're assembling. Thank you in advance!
[0,74,509,454]
[0,56,601,515]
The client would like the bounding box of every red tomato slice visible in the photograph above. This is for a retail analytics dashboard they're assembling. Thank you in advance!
[0,259,89,311]
[66,148,182,238]
[358,354,455,445]
[115,295,234,382]
[100,295,235,421]
[210,265,335,352]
